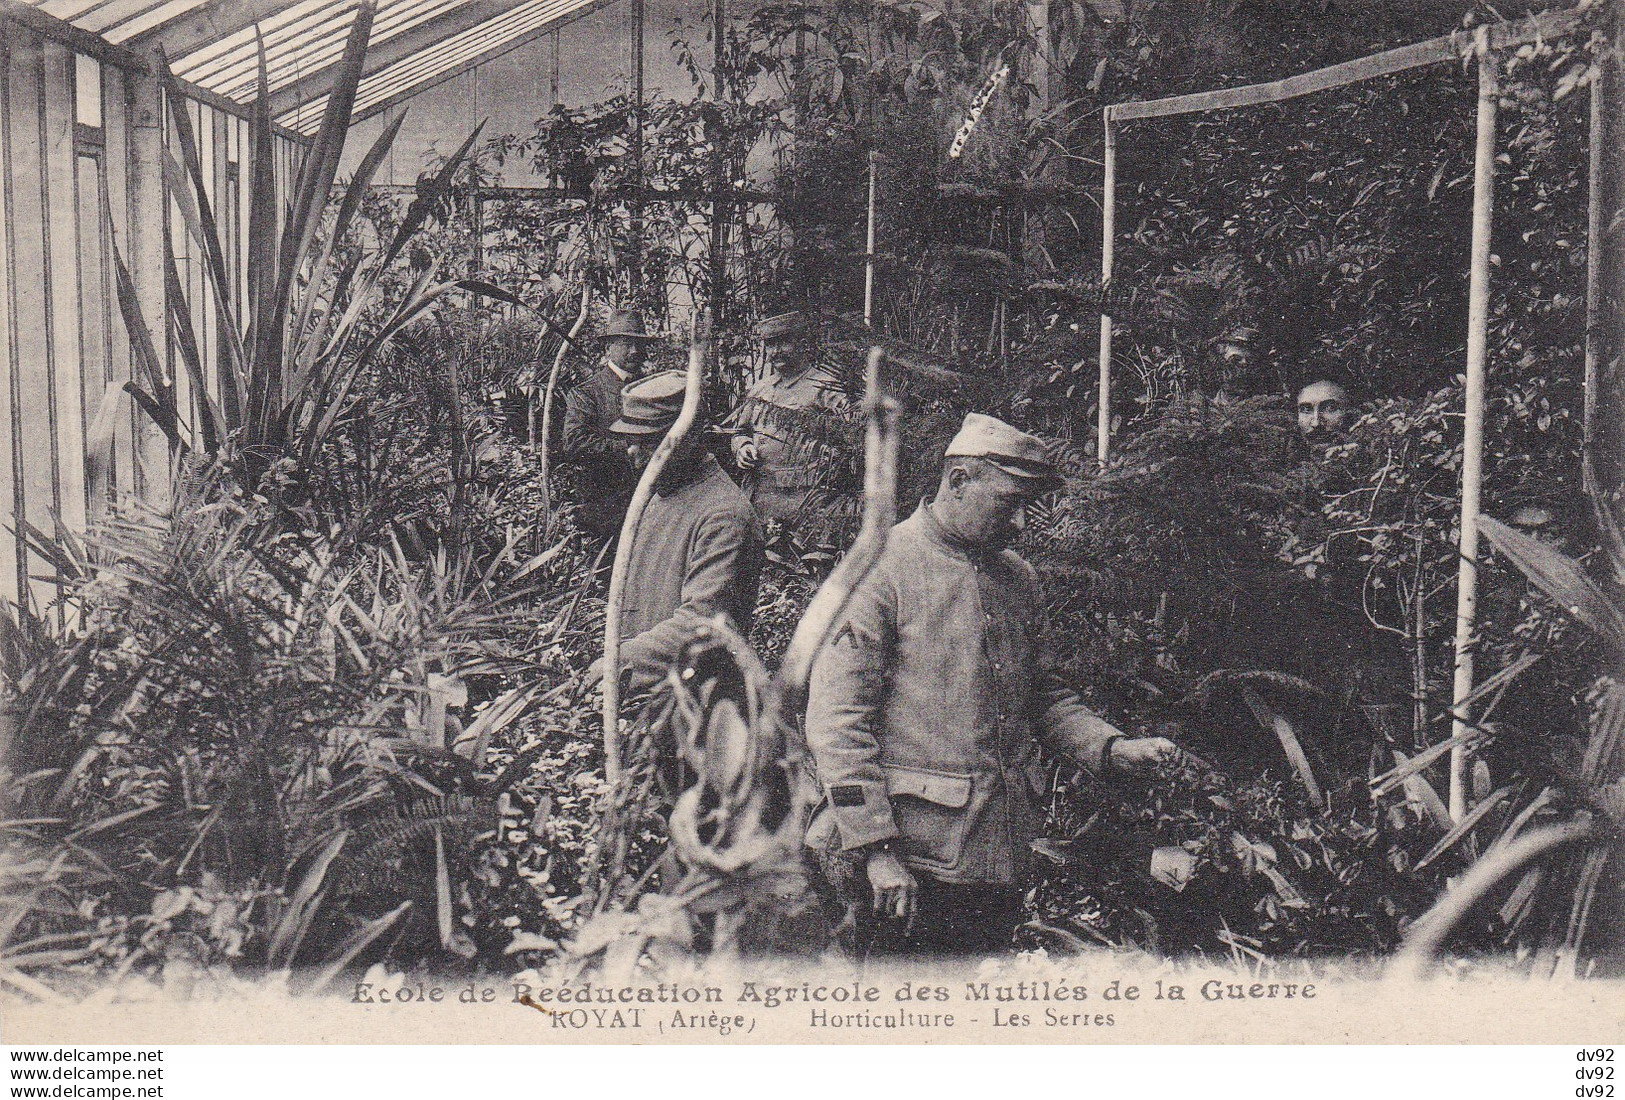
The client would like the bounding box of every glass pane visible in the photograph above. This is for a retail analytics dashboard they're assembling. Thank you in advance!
[74,53,101,128]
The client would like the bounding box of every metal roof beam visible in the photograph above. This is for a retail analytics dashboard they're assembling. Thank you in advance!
[123,0,298,57]
[267,0,528,115]
[341,0,617,128]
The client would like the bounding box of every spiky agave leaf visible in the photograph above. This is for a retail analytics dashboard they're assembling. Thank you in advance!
[156,57,247,411]
[245,31,280,445]
[289,110,410,393]
[1479,514,1625,653]
[380,122,486,273]
[269,1,378,419]
[163,250,226,454]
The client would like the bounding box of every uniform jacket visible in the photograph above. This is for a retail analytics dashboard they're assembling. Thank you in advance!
[731,365,847,523]
[803,504,1121,887]
[562,362,635,537]
[619,453,763,683]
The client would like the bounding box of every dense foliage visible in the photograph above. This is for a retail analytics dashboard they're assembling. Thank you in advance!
[2,0,1621,997]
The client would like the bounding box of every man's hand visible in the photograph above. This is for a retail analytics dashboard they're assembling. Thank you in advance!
[1109,736,1180,775]
[731,434,760,470]
[866,848,917,929]
[582,657,605,691]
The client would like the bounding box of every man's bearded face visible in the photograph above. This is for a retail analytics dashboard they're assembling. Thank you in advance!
[1297,380,1351,443]
[607,337,647,375]
[763,334,805,375]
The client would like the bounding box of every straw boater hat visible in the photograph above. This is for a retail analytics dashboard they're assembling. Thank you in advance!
[610,371,689,437]
[944,413,1061,488]
[602,310,661,342]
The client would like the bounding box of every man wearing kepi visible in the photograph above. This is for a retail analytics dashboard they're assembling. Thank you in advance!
[561,310,660,540]
[608,371,763,694]
[730,310,847,526]
[804,414,1178,956]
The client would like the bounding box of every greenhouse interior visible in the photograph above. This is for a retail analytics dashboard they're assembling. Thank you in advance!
[0,0,1623,1002]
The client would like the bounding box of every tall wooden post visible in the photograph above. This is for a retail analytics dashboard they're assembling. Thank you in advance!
[709,0,726,350]
[549,28,559,109]
[126,52,170,508]
[1448,38,1499,823]
[1096,108,1115,466]
[1587,0,1625,511]
[469,71,482,276]
[630,0,644,283]
[1028,0,1049,113]
[863,152,877,328]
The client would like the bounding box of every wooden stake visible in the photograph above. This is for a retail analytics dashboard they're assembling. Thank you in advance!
[631,0,645,274]
[1587,55,1604,459]
[864,152,877,329]
[549,28,559,110]
[538,283,591,541]
[779,347,897,712]
[1584,0,1625,508]
[1448,40,1498,823]
[708,0,726,355]
[1097,111,1115,466]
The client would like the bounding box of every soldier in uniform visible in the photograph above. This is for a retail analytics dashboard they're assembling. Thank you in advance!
[729,311,848,526]
[803,414,1179,957]
[602,371,764,692]
[560,310,660,539]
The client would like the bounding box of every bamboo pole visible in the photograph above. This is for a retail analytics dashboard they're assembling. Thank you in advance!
[601,331,706,785]
[1586,62,1604,458]
[864,152,878,328]
[708,0,726,357]
[549,28,559,109]
[1582,0,1625,499]
[1447,40,1499,823]
[1096,110,1115,466]
[1110,8,1580,123]
[779,347,897,712]
[538,283,591,540]
[631,0,645,275]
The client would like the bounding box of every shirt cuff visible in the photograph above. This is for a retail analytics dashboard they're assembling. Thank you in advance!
[828,780,899,851]
[1100,734,1125,775]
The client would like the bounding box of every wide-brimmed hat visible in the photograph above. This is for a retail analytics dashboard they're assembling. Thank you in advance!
[610,370,689,436]
[944,413,1060,487]
[754,310,812,341]
[602,310,661,342]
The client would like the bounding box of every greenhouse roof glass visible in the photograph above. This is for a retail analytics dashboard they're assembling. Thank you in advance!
[17,0,612,133]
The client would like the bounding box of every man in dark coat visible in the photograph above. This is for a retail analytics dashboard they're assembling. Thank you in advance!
[804,413,1178,957]
[561,310,660,539]
[607,371,763,689]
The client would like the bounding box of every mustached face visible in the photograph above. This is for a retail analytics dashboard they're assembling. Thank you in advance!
[1296,380,1351,442]
[626,431,701,472]
[606,337,648,375]
[763,334,804,376]
[947,461,1035,550]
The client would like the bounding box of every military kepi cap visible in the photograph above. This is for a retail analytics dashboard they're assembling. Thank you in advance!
[944,413,1058,484]
[611,370,689,436]
[603,309,660,341]
[755,310,811,341]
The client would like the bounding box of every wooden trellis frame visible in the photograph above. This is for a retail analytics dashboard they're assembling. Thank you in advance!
[1096,7,1594,820]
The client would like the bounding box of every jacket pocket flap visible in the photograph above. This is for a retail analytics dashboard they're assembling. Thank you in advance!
[883,764,972,808]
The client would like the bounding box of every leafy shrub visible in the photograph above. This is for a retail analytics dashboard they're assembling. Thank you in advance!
[1030,758,1435,958]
